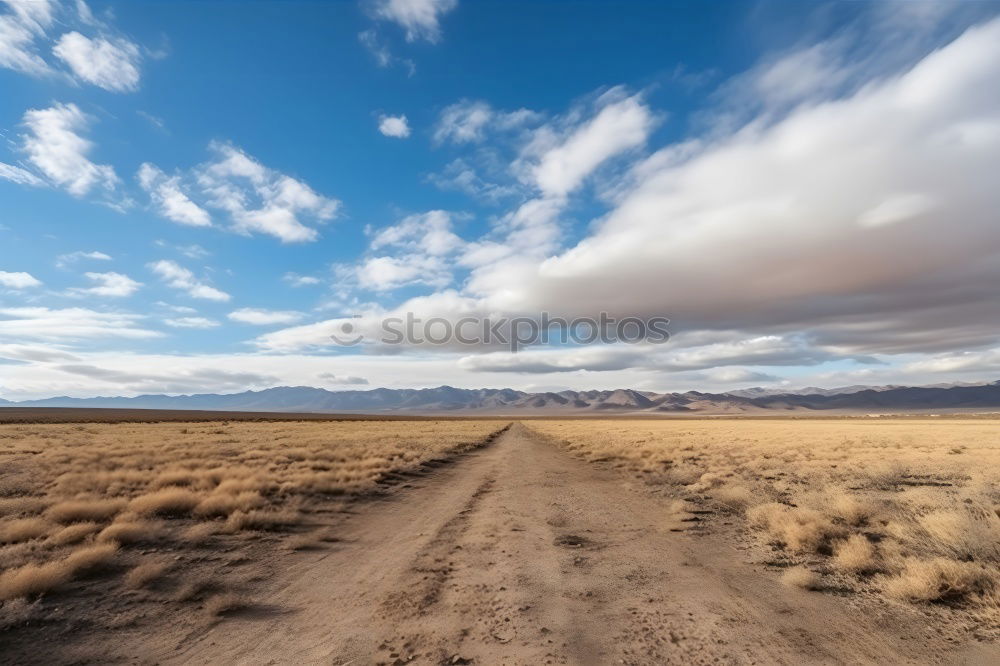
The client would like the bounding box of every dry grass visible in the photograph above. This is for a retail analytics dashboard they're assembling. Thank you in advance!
[124,558,171,589]
[204,591,248,617]
[0,419,504,624]
[884,557,992,602]
[0,543,117,600]
[834,534,880,574]
[47,522,102,546]
[530,418,1000,621]
[97,520,163,545]
[129,489,202,517]
[45,499,125,524]
[0,517,54,544]
[782,566,821,590]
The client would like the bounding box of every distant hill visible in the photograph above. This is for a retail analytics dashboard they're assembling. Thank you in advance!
[4,380,1000,415]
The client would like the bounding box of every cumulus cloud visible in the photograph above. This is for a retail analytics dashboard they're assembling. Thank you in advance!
[0,270,41,288]
[348,210,465,291]
[465,18,1000,359]
[434,100,494,144]
[137,163,211,227]
[194,142,339,243]
[227,308,304,325]
[68,271,141,297]
[148,259,230,302]
[0,1,143,89]
[370,210,463,256]
[52,31,141,92]
[516,89,658,198]
[356,254,451,291]
[378,114,411,138]
[19,102,118,197]
[371,0,457,43]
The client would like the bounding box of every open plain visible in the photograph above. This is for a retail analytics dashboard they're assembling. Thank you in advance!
[0,416,998,664]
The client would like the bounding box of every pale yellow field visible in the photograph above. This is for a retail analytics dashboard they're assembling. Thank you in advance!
[530,419,1000,624]
[0,420,505,616]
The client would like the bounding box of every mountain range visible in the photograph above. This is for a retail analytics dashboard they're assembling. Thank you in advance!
[3,381,1000,415]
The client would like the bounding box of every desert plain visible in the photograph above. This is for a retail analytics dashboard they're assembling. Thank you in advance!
[0,414,998,664]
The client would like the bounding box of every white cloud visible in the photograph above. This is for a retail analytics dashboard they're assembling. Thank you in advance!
[55,249,111,268]
[464,18,1000,358]
[137,162,211,227]
[378,114,411,138]
[370,210,463,256]
[0,0,54,76]
[283,272,321,287]
[0,1,143,90]
[68,271,141,297]
[358,28,415,74]
[0,343,80,363]
[0,306,161,341]
[20,102,118,197]
[317,372,370,386]
[0,270,41,288]
[371,0,457,43]
[164,316,220,329]
[434,100,493,144]
[148,259,230,302]
[52,31,141,92]
[426,158,520,201]
[517,90,657,198]
[195,142,339,243]
[346,211,465,292]
[0,161,45,186]
[228,308,304,325]
[356,254,451,292]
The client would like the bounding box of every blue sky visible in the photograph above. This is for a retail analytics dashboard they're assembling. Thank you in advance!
[1,0,1000,399]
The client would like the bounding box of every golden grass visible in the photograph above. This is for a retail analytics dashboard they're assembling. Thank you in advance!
[529,418,1000,619]
[0,543,118,600]
[97,520,163,545]
[782,566,821,590]
[0,419,504,614]
[833,534,880,574]
[45,499,125,524]
[0,517,54,544]
[204,591,248,617]
[124,558,171,589]
[47,522,101,546]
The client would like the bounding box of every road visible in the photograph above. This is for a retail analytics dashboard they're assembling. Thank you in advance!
[153,423,995,665]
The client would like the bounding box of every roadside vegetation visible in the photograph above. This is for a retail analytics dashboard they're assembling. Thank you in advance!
[529,418,1000,631]
[0,419,505,631]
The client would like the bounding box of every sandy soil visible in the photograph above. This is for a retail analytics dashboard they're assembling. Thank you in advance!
[15,423,1000,665]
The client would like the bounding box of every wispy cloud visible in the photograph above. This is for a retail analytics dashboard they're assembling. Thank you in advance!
[228,308,304,325]
[138,162,211,227]
[148,259,230,302]
[18,102,119,198]
[0,0,144,90]
[370,0,458,43]
[67,271,142,298]
[52,30,141,92]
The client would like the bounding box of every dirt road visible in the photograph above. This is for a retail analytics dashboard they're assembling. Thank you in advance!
[149,423,995,665]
